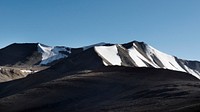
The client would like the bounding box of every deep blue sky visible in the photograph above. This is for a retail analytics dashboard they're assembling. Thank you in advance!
[0,0,200,60]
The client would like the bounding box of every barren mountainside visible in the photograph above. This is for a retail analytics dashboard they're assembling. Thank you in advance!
[0,41,200,82]
[0,67,200,112]
[0,41,200,112]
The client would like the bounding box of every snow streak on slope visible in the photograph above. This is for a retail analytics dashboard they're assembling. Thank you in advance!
[94,42,200,79]
[38,44,71,65]
[128,44,155,67]
[145,45,186,71]
[94,45,122,66]
[145,44,200,79]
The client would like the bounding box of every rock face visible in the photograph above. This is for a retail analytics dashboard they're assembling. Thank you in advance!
[0,67,36,82]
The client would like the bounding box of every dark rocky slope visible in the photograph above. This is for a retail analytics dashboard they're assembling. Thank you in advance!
[0,43,41,66]
[0,67,199,112]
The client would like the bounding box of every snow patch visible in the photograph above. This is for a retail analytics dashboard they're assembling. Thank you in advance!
[38,44,71,65]
[95,45,122,66]
[20,69,34,73]
[128,47,148,67]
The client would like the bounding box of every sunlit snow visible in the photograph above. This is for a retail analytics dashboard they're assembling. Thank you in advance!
[94,42,200,79]
[95,45,122,66]
[38,44,70,65]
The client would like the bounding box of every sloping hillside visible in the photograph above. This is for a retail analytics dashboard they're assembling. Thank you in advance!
[0,67,199,112]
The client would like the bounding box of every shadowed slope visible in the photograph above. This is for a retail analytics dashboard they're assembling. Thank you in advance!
[0,48,105,98]
[0,67,199,112]
[0,43,41,66]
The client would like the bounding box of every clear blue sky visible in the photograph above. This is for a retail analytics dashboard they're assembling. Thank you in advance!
[0,0,200,60]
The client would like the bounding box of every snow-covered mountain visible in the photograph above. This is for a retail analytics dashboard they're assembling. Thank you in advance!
[39,41,200,79]
[1,41,200,112]
[0,41,200,80]
[94,41,200,79]
[0,43,73,66]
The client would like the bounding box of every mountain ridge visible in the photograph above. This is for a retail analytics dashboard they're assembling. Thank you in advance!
[0,41,200,80]
[0,41,200,112]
